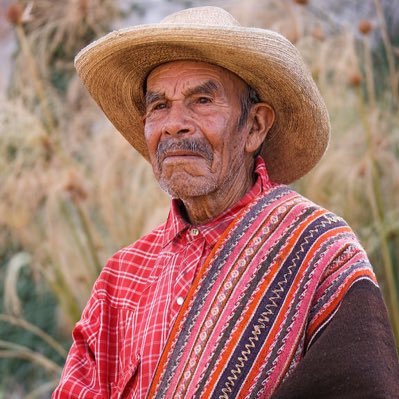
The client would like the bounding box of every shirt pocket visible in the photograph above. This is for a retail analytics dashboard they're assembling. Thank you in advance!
[111,353,141,399]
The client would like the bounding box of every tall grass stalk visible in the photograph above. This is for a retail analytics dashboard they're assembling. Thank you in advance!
[58,199,101,281]
[24,380,60,399]
[4,252,31,316]
[373,0,398,106]
[44,261,84,326]
[0,314,68,358]
[0,340,63,375]
[355,27,399,340]
[14,23,55,135]
[72,201,103,276]
[362,35,376,110]
[356,86,399,339]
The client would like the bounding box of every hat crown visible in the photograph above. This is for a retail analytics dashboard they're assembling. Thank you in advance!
[160,6,241,27]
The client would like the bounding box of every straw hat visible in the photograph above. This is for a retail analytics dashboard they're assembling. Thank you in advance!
[75,6,330,184]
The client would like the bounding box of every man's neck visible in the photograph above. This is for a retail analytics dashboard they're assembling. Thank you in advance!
[181,164,255,225]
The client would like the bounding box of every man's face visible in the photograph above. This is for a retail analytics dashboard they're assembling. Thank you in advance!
[144,60,253,200]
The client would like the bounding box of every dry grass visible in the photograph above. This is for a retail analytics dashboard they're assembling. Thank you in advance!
[0,94,169,323]
[1,0,169,324]
[0,0,398,395]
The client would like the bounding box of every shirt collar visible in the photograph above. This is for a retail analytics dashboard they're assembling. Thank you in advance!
[162,156,275,248]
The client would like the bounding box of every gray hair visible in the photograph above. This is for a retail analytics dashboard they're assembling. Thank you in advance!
[237,85,261,130]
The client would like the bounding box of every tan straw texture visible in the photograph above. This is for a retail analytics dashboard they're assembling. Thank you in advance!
[75,6,330,184]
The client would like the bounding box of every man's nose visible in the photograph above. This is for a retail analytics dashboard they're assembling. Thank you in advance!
[161,101,194,136]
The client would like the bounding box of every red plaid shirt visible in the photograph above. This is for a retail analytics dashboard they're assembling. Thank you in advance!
[53,158,272,398]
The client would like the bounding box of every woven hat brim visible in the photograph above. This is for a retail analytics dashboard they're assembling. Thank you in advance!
[75,23,330,184]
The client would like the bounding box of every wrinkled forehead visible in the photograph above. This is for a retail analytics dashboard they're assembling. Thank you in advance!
[145,60,248,94]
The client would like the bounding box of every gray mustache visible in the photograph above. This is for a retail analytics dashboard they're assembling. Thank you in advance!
[157,139,214,163]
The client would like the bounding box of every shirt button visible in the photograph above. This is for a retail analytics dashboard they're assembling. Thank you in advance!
[190,228,199,236]
[176,296,184,306]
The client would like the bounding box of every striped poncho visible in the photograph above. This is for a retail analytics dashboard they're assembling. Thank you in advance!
[147,185,377,398]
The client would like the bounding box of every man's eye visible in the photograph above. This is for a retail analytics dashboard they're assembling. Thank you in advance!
[196,97,212,104]
[153,102,167,110]
[145,102,167,118]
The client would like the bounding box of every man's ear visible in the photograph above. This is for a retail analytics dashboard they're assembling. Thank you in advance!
[245,103,275,154]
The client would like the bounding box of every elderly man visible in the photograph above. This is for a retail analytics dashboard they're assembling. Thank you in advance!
[53,6,399,399]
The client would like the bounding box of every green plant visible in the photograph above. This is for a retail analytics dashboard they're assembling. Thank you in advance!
[0,253,67,396]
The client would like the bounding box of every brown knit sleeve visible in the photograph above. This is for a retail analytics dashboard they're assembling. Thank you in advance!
[271,280,399,399]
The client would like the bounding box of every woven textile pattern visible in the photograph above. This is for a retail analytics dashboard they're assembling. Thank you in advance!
[148,185,377,399]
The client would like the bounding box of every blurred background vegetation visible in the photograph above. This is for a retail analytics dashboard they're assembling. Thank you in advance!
[0,0,398,397]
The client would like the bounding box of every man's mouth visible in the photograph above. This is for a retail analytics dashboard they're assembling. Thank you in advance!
[156,138,214,165]
[161,149,204,162]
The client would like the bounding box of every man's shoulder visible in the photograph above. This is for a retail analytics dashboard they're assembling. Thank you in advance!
[266,185,340,218]
[264,185,357,239]
[107,222,166,272]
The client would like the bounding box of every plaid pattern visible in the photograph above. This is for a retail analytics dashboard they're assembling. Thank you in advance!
[53,158,273,398]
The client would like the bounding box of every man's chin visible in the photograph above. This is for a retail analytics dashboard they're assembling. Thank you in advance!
[158,175,216,200]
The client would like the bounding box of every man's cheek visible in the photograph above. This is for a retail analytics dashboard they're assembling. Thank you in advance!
[144,130,159,158]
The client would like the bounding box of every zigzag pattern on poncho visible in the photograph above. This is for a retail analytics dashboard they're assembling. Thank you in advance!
[148,185,377,399]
